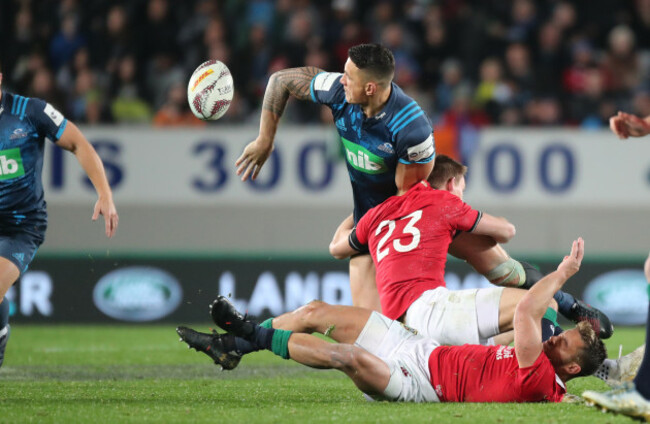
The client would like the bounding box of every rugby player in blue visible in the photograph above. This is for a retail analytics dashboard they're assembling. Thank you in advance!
[235,44,612,338]
[0,68,118,368]
[236,44,433,311]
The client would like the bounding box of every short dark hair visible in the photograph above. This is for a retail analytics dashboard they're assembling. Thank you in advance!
[348,43,395,83]
[427,155,467,189]
[574,321,607,377]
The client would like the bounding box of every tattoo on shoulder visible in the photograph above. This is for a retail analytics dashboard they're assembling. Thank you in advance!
[263,67,324,115]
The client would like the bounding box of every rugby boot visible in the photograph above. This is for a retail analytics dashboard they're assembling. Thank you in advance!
[210,296,256,339]
[583,382,650,422]
[176,326,241,370]
[563,299,614,339]
[595,345,646,387]
[0,325,9,368]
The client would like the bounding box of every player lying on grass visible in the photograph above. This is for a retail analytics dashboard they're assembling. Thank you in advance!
[329,155,612,343]
[582,252,650,421]
[178,238,607,403]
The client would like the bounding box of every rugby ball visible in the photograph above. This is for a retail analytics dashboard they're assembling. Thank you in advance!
[187,60,234,120]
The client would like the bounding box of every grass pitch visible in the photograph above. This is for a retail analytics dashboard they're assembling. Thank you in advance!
[0,324,645,423]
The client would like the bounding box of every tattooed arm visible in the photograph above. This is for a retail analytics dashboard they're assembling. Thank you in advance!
[236,66,324,181]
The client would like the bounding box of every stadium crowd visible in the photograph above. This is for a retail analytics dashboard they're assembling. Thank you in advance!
[2,0,650,139]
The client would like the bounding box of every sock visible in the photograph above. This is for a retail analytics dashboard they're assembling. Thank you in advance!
[0,298,9,331]
[553,290,576,317]
[541,308,559,342]
[270,329,292,359]
[518,261,543,289]
[222,334,257,355]
[633,293,650,399]
[594,358,617,382]
[260,318,274,329]
[238,324,293,359]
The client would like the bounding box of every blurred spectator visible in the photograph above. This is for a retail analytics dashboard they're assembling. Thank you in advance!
[69,68,106,124]
[601,25,641,93]
[110,55,152,123]
[504,42,534,105]
[153,82,205,127]
[49,13,86,72]
[474,57,512,122]
[434,59,472,117]
[534,22,565,96]
[0,0,643,133]
[28,68,65,109]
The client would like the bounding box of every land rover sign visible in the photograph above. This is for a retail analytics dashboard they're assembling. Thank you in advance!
[93,267,183,322]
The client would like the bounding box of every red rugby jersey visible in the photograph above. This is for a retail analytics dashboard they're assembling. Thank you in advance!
[355,181,480,319]
[428,344,566,403]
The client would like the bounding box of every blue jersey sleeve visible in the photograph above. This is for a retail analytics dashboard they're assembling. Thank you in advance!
[310,72,346,106]
[393,112,435,165]
[25,98,68,142]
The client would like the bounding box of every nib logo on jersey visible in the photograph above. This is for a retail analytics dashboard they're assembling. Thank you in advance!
[0,148,25,180]
[341,137,387,174]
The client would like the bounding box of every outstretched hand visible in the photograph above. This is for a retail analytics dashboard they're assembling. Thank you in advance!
[93,197,118,238]
[556,237,584,278]
[235,139,274,181]
[609,111,650,139]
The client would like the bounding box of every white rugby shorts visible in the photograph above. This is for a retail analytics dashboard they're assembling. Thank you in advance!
[404,286,504,345]
[354,311,440,403]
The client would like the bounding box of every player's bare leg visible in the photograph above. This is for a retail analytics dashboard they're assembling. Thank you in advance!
[0,258,20,368]
[492,330,514,346]
[199,295,391,394]
[287,333,391,395]
[0,258,20,301]
[349,254,381,312]
[271,300,372,344]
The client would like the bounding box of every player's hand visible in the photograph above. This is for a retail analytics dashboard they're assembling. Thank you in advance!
[93,196,118,238]
[556,237,584,278]
[235,138,274,181]
[609,111,650,139]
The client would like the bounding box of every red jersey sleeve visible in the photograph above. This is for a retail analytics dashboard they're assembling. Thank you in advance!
[445,194,482,232]
[354,210,372,246]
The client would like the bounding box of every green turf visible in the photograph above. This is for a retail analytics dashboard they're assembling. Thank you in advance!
[0,324,645,423]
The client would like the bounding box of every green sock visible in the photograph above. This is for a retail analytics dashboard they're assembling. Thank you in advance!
[543,307,559,327]
[260,318,274,329]
[270,329,292,359]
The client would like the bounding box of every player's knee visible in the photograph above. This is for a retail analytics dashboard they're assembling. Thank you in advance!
[298,300,328,325]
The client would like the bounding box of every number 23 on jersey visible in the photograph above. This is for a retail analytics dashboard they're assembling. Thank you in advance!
[375,210,423,262]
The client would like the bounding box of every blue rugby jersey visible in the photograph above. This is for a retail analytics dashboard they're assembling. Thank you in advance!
[310,72,435,222]
[0,92,67,217]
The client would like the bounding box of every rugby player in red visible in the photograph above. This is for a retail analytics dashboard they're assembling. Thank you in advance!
[329,155,612,345]
[178,238,606,403]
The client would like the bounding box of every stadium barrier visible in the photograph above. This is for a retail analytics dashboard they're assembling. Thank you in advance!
[8,256,647,326]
